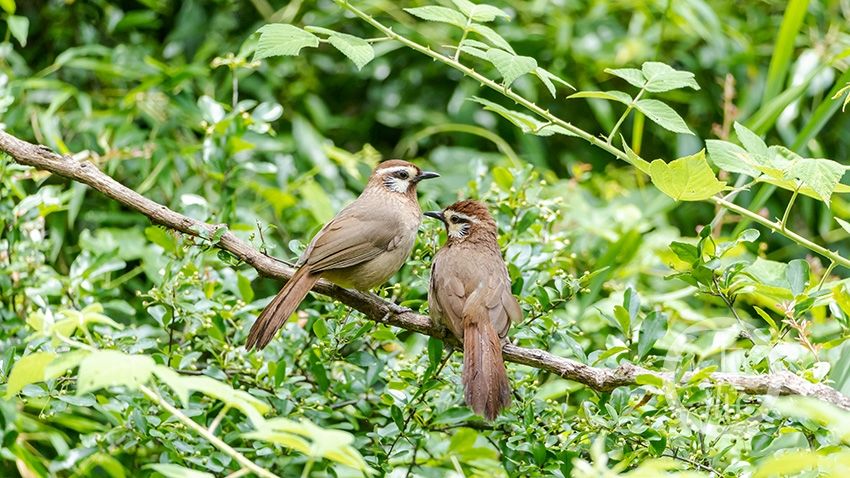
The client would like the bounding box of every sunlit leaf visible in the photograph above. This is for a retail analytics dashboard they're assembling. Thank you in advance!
[568,90,632,106]
[640,62,700,92]
[783,156,847,204]
[77,350,155,395]
[706,139,759,176]
[468,23,513,52]
[5,352,56,398]
[146,464,214,478]
[634,99,693,135]
[605,67,645,88]
[404,6,467,27]
[485,48,536,86]
[451,0,510,22]
[254,24,319,60]
[649,151,726,200]
[326,32,375,70]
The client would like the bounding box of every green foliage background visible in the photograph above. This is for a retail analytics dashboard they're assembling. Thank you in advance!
[2,0,850,477]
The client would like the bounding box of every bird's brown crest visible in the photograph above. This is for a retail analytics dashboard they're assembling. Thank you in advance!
[372,159,421,175]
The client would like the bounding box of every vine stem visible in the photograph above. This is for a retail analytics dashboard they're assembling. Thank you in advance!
[337,0,850,271]
[139,384,281,478]
[712,196,850,269]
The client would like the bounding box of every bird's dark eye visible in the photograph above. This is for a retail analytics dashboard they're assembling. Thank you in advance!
[450,216,460,224]
[397,170,409,179]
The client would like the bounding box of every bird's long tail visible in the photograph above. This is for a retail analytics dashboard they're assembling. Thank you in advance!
[246,267,320,350]
[462,317,511,420]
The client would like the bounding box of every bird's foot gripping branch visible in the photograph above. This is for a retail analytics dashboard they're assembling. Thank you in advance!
[3,131,850,413]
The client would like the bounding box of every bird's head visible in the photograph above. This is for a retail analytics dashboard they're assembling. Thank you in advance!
[368,160,439,196]
[425,200,497,243]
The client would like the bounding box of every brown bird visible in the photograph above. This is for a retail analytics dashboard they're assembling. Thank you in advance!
[247,160,439,350]
[426,200,522,420]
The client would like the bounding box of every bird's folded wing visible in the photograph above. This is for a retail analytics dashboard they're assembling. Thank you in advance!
[303,207,403,272]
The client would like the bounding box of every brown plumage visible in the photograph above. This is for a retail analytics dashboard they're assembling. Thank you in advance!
[246,160,439,350]
[426,200,522,420]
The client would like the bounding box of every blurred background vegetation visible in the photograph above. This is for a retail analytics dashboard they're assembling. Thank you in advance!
[2,0,850,477]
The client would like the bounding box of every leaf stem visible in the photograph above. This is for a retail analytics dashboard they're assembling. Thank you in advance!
[607,89,644,144]
[780,184,800,232]
[139,384,280,478]
[337,0,850,271]
[453,16,474,61]
[712,196,850,269]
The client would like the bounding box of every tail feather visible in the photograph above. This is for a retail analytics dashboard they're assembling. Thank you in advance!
[462,320,511,420]
[247,268,320,350]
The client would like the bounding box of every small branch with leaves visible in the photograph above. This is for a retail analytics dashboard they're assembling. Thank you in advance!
[4,130,850,412]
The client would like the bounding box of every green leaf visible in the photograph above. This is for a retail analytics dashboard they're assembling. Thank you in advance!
[77,350,155,395]
[637,311,667,359]
[254,24,319,60]
[532,67,574,98]
[634,99,693,135]
[145,464,213,478]
[783,157,847,204]
[622,138,651,175]
[470,96,576,137]
[786,259,810,296]
[649,150,726,201]
[404,6,467,27]
[605,67,645,88]
[567,90,632,106]
[0,0,15,14]
[836,217,850,235]
[237,273,254,302]
[734,122,769,161]
[7,14,28,47]
[312,318,329,339]
[762,0,811,104]
[635,374,663,387]
[468,23,513,52]
[327,33,374,70]
[753,450,824,478]
[427,337,444,370]
[669,241,699,264]
[458,44,489,60]
[451,0,510,22]
[485,48,537,87]
[153,366,269,426]
[640,62,700,92]
[246,418,374,473]
[492,166,514,190]
[5,352,56,399]
[45,350,90,380]
[706,139,759,176]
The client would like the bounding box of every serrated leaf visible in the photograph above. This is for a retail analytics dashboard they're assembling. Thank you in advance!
[622,138,651,174]
[641,62,700,92]
[649,150,726,201]
[605,67,646,88]
[783,157,847,204]
[451,0,510,22]
[458,44,489,60]
[634,99,692,135]
[327,33,374,70]
[533,67,573,97]
[733,122,769,160]
[568,90,632,106]
[5,352,56,399]
[469,23,513,52]
[486,48,536,86]
[254,24,319,60]
[8,14,28,47]
[706,139,759,176]
[77,350,155,395]
[404,6,467,27]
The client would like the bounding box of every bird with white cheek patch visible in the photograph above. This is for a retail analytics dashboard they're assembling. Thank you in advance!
[246,160,439,350]
[425,200,522,420]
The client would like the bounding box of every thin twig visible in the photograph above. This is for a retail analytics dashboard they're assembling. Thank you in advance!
[3,131,850,410]
[139,384,280,478]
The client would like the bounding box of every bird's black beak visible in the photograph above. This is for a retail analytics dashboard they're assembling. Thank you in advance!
[424,211,446,223]
[414,171,440,182]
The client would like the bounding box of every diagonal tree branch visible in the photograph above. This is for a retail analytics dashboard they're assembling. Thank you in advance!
[3,129,850,411]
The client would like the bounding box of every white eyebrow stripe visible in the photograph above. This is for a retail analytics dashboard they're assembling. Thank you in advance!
[378,166,413,175]
[449,212,478,222]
